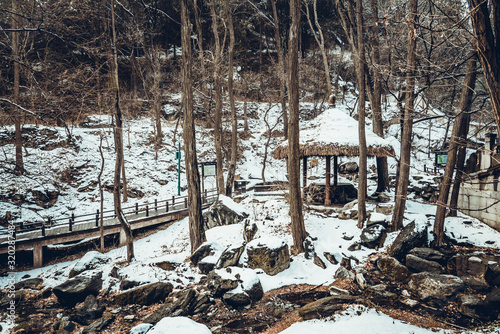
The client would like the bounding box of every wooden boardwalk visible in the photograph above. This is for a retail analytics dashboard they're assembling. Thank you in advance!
[0,190,218,268]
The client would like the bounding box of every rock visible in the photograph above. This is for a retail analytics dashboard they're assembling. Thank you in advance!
[191,241,223,266]
[243,219,258,243]
[223,290,251,306]
[334,267,355,281]
[202,194,249,230]
[339,162,358,173]
[342,199,358,211]
[148,316,212,334]
[207,270,239,297]
[406,254,444,274]
[355,272,367,289]
[154,260,180,271]
[328,286,350,296]
[53,273,103,306]
[198,260,216,274]
[360,224,387,249]
[377,192,391,203]
[367,212,388,228]
[82,315,114,334]
[114,282,173,306]
[388,221,427,262]
[323,252,338,265]
[485,263,500,286]
[303,236,315,260]
[377,256,411,281]
[462,277,490,291]
[484,287,500,315]
[458,295,486,320]
[347,242,361,251]
[314,255,327,269]
[120,279,142,291]
[246,237,290,276]
[69,251,110,278]
[408,248,446,263]
[71,295,105,325]
[143,289,202,324]
[408,272,465,301]
[31,185,59,208]
[124,315,135,321]
[129,323,153,334]
[375,203,394,215]
[216,241,246,269]
[14,278,43,290]
[54,320,76,334]
[299,295,358,320]
[365,284,398,300]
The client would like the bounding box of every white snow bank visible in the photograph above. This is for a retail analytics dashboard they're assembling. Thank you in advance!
[247,236,287,251]
[217,194,250,216]
[148,316,212,334]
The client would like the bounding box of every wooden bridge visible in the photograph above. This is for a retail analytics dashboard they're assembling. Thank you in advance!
[0,190,218,268]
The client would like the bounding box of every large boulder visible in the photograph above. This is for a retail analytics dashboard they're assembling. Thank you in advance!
[14,278,43,290]
[377,256,411,281]
[207,270,239,297]
[388,221,427,262]
[408,248,446,263]
[114,282,173,306]
[458,295,487,320]
[408,272,465,301]
[202,194,249,230]
[405,254,444,274]
[69,251,110,278]
[71,294,105,325]
[82,315,114,334]
[221,268,264,307]
[360,224,387,249]
[53,273,103,306]
[485,263,500,286]
[246,237,290,276]
[190,241,224,266]
[339,161,358,173]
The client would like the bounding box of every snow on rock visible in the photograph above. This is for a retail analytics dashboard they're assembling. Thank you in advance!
[147,316,212,334]
[69,251,110,278]
[129,323,153,334]
[203,194,250,230]
[247,236,287,251]
[247,237,290,276]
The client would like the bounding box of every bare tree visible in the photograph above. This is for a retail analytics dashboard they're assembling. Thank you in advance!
[98,134,105,251]
[303,0,332,96]
[391,0,418,231]
[11,0,23,175]
[270,0,288,139]
[182,0,207,254]
[288,0,308,253]
[110,0,134,261]
[434,52,477,245]
[225,1,238,197]
[210,0,226,195]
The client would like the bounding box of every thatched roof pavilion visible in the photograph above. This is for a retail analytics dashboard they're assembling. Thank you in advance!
[273,108,395,205]
[273,108,395,159]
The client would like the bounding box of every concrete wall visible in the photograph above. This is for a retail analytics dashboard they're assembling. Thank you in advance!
[457,171,500,232]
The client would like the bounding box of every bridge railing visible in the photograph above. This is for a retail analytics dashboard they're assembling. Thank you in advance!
[14,189,218,235]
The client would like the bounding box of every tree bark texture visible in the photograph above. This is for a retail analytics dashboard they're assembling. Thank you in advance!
[434,53,477,244]
[391,0,418,231]
[287,0,307,253]
[111,0,134,261]
[225,2,238,197]
[210,0,225,195]
[182,0,207,254]
[467,0,500,134]
[12,0,23,175]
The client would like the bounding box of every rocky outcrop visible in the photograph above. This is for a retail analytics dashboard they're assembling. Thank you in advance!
[53,273,103,306]
[246,237,290,275]
[114,282,173,306]
[360,224,387,249]
[202,195,249,230]
[82,315,114,334]
[207,270,239,297]
[298,295,358,320]
[377,256,411,281]
[216,241,246,269]
[69,251,110,278]
[71,294,105,325]
[190,241,224,266]
[406,254,444,274]
[14,277,43,290]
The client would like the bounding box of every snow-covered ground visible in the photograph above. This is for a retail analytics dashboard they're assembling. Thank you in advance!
[1,94,499,333]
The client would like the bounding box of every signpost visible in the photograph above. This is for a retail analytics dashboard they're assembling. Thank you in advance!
[200,161,217,194]
[435,151,448,167]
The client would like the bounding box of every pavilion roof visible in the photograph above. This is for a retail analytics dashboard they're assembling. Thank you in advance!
[273,108,395,159]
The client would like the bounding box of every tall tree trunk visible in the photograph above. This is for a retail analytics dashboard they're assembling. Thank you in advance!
[270,0,288,139]
[391,0,418,231]
[304,0,332,95]
[193,0,210,117]
[225,2,237,197]
[98,135,105,251]
[434,53,477,244]
[369,0,389,193]
[288,0,308,254]
[12,0,23,175]
[182,0,207,254]
[210,0,225,194]
[467,0,500,134]
[110,0,134,261]
[354,0,367,228]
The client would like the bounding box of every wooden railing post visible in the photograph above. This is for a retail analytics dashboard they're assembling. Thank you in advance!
[96,209,99,227]
[69,218,73,232]
[166,201,169,212]
[155,199,158,211]
[172,196,175,208]
[184,198,188,209]
[48,217,52,227]
[41,223,45,237]
[146,205,149,217]
[135,203,138,215]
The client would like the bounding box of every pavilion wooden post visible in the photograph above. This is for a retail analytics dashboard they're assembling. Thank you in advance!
[334,156,338,186]
[325,156,331,205]
[302,156,307,199]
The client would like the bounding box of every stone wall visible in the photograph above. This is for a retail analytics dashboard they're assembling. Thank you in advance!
[457,166,500,232]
